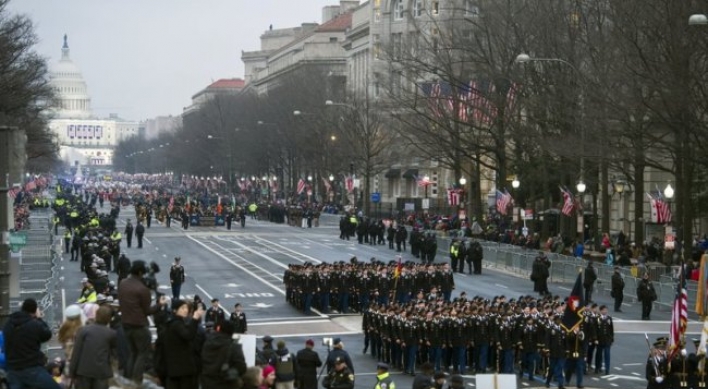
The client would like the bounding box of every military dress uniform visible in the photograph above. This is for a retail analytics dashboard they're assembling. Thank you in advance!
[646,347,670,389]
[322,357,354,389]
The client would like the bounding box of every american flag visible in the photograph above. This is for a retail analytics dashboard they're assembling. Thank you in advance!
[495,189,512,215]
[322,177,332,193]
[296,179,306,195]
[560,186,575,216]
[414,175,432,187]
[655,193,672,224]
[668,267,688,360]
[7,187,20,199]
[345,175,354,193]
[447,188,461,206]
[168,196,174,213]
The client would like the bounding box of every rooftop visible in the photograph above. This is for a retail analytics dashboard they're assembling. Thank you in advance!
[207,78,245,89]
[315,11,353,32]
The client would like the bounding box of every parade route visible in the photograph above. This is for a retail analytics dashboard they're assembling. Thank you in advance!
[50,209,674,389]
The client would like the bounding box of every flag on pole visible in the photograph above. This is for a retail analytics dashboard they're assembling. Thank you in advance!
[296,179,306,195]
[561,186,575,216]
[495,189,511,215]
[322,177,332,193]
[447,188,461,206]
[168,196,174,213]
[345,175,354,193]
[654,190,672,224]
[561,272,586,332]
[668,266,688,360]
[394,256,402,279]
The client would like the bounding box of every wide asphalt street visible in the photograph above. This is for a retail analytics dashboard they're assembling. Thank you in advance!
[49,206,693,389]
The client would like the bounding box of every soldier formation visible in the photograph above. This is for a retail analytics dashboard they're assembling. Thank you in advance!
[283,259,455,315]
[361,291,615,389]
[646,337,708,389]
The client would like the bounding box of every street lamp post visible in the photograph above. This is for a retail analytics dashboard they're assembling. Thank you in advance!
[577,180,587,241]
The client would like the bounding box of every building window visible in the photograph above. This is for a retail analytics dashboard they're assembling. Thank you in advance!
[392,33,402,60]
[431,0,439,15]
[414,0,425,17]
[465,0,480,17]
[393,0,404,21]
[329,37,338,43]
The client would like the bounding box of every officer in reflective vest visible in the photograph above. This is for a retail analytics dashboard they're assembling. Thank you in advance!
[374,363,395,389]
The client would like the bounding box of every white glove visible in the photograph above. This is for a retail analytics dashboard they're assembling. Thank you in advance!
[681,349,687,357]
[655,376,664,383]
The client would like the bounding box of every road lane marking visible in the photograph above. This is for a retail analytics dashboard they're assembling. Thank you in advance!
[253,238,322,264]
[188,235,285,295]
[623,363,643,366]
[250,319,330,326]
[144,237,152,244]
[494,283,508,289]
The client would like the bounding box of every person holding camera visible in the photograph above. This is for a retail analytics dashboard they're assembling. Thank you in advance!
[3,298,61,389]
[163,299,206,389]
[118,260,168,386]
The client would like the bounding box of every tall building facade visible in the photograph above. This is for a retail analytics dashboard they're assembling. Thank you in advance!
[48,35,138,166]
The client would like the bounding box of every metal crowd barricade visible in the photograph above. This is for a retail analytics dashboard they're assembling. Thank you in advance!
[438,237,690,311]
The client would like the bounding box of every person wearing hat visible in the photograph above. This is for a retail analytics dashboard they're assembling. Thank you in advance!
[326,338,354,374]
[646,338,669,389]
[77,279,97,304]
[544,315,567,389]
[3,298,61,389]
[206,298,226,328]
[531,252,550,296]
[274,340,297,389]
[611,266,625,312]
[412,362,434,389]
[637,273,657,320]
[169,256,185,300]
[200,320,247,389]
[322,356,354,389]
[374,362,396,389]
[258,336,277,366]
[594,305,614,375]
[296,339,322,389]
[230,303,248,334]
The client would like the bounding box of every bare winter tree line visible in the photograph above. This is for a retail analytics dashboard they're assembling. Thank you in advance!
[114,0,708,249]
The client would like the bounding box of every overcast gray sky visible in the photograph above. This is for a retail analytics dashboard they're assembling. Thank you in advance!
[8,0,339,121]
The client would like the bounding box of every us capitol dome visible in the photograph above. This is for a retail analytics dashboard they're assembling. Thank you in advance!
[49,34,92,119]
[47,35,138,167]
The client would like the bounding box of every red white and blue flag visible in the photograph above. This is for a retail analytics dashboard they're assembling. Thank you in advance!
[495,189,512,215]
[297,179,306,195]
[561,186,575,216]
[668,266,688,360]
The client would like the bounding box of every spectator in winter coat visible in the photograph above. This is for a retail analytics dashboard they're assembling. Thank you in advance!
[296,339,322,389]
[274,340,298,389]
[200,320,247,389]
[163,299,205,389]
[3,298,61,389]
[69,306,117,389]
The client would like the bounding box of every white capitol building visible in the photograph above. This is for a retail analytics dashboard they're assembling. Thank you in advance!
[48,35,138,166]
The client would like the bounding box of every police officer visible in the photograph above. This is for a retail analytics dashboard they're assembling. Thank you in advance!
[322,357,354,389]
[611,266,625,312]
[374,363,396,389]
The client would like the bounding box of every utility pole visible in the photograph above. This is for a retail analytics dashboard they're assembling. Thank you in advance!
[0,126,27,326]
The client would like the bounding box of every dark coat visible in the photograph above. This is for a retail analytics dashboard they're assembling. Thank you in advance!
[412,373,433,389]
[296,347,322,389]
[200,332,247,389]
[531,258,550,292]
[3,311,52,370]
[69,323,117,379]
[163,315,199,378]
[326,348,354,373]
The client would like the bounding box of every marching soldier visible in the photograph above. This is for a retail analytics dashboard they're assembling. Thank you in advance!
[595,305,614,375]
[671,340,690,389]
[544,315,567,389]
[564,326,586,388]
[647,338,670,389]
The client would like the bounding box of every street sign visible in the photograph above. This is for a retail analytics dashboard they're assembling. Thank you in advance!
[9,231,27,253]
[422,198,430,210]
[371,192,381,203]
